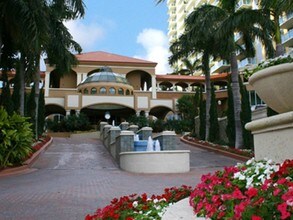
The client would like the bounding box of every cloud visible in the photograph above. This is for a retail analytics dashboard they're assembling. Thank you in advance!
[135,29,172,75]
[64,20,105,52]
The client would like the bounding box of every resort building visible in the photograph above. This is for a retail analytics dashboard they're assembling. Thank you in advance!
[167,0,292,72]
[43,51,228,124]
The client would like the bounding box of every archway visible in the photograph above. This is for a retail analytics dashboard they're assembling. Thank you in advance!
[126,70,152,91]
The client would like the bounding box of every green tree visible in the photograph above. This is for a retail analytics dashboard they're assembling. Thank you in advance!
[199,87,206,140]
[169,5,226,141]
[208,84,219,142]
[260,0,293,56]
[215,0,274,148]
[239,76,254,149]
[0,72,14,114]
[226,79,235,147]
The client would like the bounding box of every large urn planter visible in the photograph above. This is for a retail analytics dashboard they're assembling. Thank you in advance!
[248,62,293,113]
[246,62,293,163]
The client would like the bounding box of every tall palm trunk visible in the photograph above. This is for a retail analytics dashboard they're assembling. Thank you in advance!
[230,52,243,149]
[274,15,285,56]
[203,53,211,141]
[0,32,2,65]
[19,54,26,116]
[34,58,40,139]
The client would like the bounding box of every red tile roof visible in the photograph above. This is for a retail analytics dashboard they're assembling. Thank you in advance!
[75,51,157,66]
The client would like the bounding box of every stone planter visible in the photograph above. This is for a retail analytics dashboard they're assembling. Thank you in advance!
[248,63,293,113]
[247,62,293,162]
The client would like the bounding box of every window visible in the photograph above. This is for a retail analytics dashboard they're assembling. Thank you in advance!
[100,87,106,94]
[109,87,116,95]
[126,89,130,95]
[84,88,88,94]
[91,87,97,94]
[118,88,124,95]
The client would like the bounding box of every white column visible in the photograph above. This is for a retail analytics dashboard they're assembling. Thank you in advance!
[44,72,50,97]
[77,73,82,85]
[76,110,80,115]
[152,75,157,99]
[66,110,70,116]
[136,111,140,116]
[172,83,176,91]
[188,83,191,92]
[82,73,87,81]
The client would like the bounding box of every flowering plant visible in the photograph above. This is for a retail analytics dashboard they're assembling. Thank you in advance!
[85,185,192,220]
[244,55,293,79]
[189,158,293,219]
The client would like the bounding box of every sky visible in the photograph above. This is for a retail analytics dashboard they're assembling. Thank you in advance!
[64,0,172,74]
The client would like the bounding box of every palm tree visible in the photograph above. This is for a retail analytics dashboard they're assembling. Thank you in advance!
[169,5,226,141]
[0,0,85,138]
[259,0,293,56]
[215,0,274,148]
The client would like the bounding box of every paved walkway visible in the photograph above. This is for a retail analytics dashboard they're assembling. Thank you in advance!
[0,136,240,220]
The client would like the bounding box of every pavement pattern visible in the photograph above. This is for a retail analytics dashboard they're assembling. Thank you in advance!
[0,136,241,220]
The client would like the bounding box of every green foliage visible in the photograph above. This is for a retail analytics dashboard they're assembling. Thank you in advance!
[127,115,148,129]
[0,107,33,168]
[165,119,192,134]
[38,89,45,136]
[239,77,254,149]
[208,84,219,142]
[11,66,21,113]
[149,119,165,133]
[244,55,293,80]
[176,94,198,120]
[226,80,235,146]
[46,113,91,132]
[199,87,206,140]
[0,72,14,115]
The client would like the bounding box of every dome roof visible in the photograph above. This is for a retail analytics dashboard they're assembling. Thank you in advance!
[80,67,130,85]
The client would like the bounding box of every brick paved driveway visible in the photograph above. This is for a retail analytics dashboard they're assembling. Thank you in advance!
[0,136,240,220]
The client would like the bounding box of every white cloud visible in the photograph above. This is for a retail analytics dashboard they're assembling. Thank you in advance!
[64,20,105,52]
[135,28,172,75]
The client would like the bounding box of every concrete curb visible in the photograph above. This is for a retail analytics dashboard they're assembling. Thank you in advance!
[0,137,53,177]
[180,137,250,162]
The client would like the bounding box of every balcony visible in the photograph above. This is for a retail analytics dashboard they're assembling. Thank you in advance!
[211,60,230,73]
[238,57,256,70]
[236,0,252,10]
[280,12,293,30]
[281,29,293,47]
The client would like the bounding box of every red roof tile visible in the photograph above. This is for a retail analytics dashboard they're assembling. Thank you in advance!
[75,51,157,65]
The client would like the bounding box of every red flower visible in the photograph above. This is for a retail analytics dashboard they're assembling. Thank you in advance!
[246,187,258,198]
[252,215,262,220]
[277,202,291,219]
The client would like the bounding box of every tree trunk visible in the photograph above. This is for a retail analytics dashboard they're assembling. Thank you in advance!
[0,31,2,65]
[203,53,211,141]
[274,14,285,57]
[34,58,40,140]
[230,52,243,149]
[19,54,25,116]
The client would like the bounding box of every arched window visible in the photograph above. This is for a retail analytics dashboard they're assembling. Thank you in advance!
[118,88,124,95]
[84,88,88,94]
[109,87,116,95]
[100,87,106,94]
[126,89,130,95]
[91,87,97,94]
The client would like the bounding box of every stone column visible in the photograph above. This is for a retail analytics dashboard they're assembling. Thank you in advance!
[44,72,50,97]
[129,125,139,134]
[77,73,82,85]
[157,131,176,150]
[108,126,121,158]
[120,122,129,130]
[103,125,112,148]
[152,75,157,99]
[138,127,153,140]
[115,131,134,161]
[99,122,108,139]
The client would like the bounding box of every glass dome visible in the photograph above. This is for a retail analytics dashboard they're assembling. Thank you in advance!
[80,67,130,85]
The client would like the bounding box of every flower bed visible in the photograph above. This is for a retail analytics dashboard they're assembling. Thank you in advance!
[182,136,254,159]
[85,185,192,220]
[86,159,292,219]
[190,158,293,219]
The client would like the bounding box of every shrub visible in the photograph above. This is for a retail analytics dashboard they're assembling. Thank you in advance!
[0,108,33,168]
